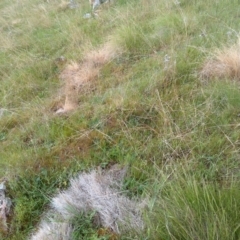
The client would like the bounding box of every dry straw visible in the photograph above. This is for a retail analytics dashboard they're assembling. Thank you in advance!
[56,42,121,113]
[30,165,144,240]
[201,38,240,80]
[0,181,11,235]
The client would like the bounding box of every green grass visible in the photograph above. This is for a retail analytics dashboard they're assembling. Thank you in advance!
[147,167,240,240]
[1,0,240,239]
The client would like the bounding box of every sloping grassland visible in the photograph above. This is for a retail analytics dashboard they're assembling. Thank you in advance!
[1,0,240,239]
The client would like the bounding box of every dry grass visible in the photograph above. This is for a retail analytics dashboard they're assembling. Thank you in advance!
[56,42,121,113]
[201,38,240,80]
[30,165,143,240]
[0,181,11,236]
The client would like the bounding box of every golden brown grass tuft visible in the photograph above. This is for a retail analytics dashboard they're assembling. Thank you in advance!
[57,1,72,11]
[56,42,121,113]
[201,38,240,80]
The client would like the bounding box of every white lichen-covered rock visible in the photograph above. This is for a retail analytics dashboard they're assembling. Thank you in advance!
[30,166,144,240]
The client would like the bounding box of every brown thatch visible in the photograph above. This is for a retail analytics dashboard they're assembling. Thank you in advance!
[200,38,240,80]
[56,42,120,114]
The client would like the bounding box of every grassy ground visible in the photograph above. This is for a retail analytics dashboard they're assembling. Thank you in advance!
[1,0,240,239]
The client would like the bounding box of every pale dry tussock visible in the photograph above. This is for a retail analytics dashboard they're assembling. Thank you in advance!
[56,42,120,113]
[30,221,72,240]
[29,166,144,240]
[57,1,71,11]
[201,38,240,80]
[0,181,11,235]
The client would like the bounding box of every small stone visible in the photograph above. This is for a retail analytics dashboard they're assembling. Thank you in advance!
[0,182,6,191]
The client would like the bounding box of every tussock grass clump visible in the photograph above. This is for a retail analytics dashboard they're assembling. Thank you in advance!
[56,42,121,113]
[146,167,240,240]
[201,38,240,80]
[30,166,143,240]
